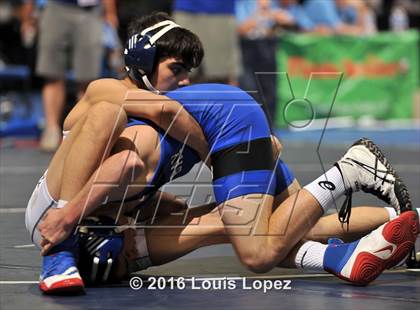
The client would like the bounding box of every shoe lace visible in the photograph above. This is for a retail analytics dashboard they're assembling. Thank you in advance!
[350,157,392,203]
[339,167,393,228]
[338,189,352,229]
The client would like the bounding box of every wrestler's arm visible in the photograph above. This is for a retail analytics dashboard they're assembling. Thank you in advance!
[87,79,209,162]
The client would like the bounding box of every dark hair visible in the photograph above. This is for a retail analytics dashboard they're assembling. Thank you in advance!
[128,12,204,71]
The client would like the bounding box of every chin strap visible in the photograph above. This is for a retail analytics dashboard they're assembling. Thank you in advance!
[141,74,161,94]
[127,69,161,94]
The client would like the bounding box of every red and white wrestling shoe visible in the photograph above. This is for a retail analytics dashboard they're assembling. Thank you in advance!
[39,250,84,294]
[324,211,419,286]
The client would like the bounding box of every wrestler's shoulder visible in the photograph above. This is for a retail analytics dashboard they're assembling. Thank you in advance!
[87,78,129,94]
[84,78,130,105]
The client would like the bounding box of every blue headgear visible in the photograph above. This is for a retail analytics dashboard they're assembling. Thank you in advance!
[77,216,124,285]
[124,20,180,93]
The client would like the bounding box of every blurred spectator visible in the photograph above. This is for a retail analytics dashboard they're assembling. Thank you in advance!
[303,0,371,35]
[360,1,379,35]
[393,0,420,29]
[236,0,293,121]
[102,21,124,77]
[0,1,27,66]
[22,0,118,152]
[19,0,44,90]
[236,0,294,38]
[389,1,409,31]
[375,0,419,31]
[173,0,241,84]
[336,0,377,35]
[277,0,326,33]
[336,0,358,24]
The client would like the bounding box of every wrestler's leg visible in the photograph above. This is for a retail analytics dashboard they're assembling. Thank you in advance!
[145,206,228,266]
[131,189,390,270]
[305,207,390,243]
[39,124,162,251]
[274,179,390,243]
[46,101,127,201]
[111,201,227,279]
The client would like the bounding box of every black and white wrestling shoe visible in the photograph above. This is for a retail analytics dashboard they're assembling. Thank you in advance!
[335,138,412,224]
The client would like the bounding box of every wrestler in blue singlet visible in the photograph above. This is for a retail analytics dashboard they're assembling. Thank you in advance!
[123,84,295,205]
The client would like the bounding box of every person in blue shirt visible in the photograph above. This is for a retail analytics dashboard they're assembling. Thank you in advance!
[303,0,365,35]
[235,0,294,122]
[278,0,317,32]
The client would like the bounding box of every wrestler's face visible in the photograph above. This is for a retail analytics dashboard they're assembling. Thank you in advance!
[151,57,190,92]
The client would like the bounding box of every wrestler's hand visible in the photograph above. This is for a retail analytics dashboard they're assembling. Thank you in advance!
[38,208,75,256]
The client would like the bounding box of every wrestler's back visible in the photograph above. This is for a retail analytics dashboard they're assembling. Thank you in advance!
[166,83,271,154]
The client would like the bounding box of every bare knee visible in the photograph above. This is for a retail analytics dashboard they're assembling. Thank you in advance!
[241,254,273,274]
[239,241,289,274]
